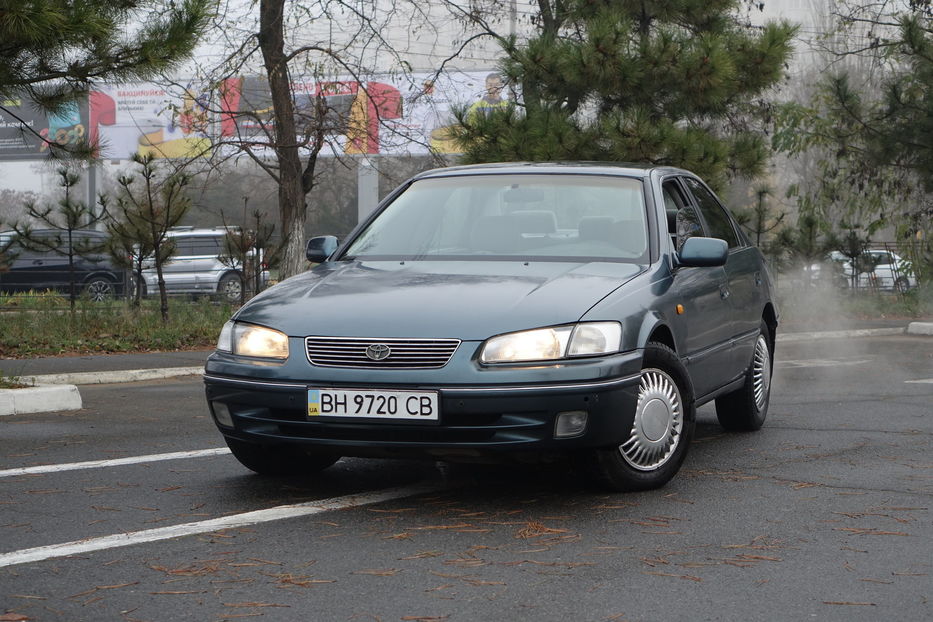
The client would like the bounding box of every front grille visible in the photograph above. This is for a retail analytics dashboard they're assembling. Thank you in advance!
[305,336,461,369]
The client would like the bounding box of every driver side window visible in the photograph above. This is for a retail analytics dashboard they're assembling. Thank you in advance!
[662,180,703,252]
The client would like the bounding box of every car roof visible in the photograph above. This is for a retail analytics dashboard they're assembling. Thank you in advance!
[0,228,106,237]
[411,161,688,181]
[166,228,236,237]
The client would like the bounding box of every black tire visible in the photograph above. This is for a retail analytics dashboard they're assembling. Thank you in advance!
[225,438,340,476]
[894,277,910,294]
[583,342,696,492]
[84,276,116,302]
[715,321,773,431]
[217,272,243,303]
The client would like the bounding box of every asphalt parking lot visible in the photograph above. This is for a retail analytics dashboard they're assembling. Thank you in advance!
[0,332,930,621]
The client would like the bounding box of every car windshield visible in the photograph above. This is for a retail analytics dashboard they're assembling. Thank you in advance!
[343,174,649,262]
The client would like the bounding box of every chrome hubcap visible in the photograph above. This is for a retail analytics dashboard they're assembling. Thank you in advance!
[222,278,241,301]
[620,368,683,471]
[752,334,771,411]
[86,281,112,301]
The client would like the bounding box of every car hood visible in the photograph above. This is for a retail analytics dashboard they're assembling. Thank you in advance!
[236,260,644,340]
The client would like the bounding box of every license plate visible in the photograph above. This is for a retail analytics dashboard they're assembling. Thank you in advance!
[307,389,439,421]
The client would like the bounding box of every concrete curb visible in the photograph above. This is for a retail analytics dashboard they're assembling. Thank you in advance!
[907,322,933,336]
[22,366,204,387]
[0,384,82,417]
[776,327,906,343]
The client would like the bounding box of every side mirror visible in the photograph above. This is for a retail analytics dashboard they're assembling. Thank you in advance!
[306,236,339,264]
[677,237,728,268]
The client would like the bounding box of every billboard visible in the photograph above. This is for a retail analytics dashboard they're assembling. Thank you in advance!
[0,97,90,160]
[0,70,508,161]
[219,70,508,156]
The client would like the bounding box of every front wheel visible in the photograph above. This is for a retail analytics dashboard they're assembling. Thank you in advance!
[225,438,340,476]
[715,321,773,431]
[583,342,695,492]
[84,276,116,302]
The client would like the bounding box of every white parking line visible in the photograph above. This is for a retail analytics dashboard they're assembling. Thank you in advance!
[0,448,231,479]
[776,359,872,368]
[0,483,441,568]
[905,378,933,384]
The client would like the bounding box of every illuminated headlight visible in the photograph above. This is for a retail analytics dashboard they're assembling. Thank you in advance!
[480,322,621,363]
[216,321,289,359]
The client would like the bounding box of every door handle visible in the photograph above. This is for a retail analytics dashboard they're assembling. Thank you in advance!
[720,285,731,300]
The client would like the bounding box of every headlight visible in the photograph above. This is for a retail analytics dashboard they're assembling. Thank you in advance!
[217,321,234,352]
[480,322,621,363]
[216,321,289,359]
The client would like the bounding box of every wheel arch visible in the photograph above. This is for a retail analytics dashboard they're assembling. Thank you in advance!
[82,271,118,284]
[762,303,778,351]
[636,312,676,353]
[217,269,244,288]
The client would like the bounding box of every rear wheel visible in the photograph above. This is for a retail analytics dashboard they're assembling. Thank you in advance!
[225,438,340,476]
[583,342,695,491]
[715,321,773,431]
[218,272,243,303]
[84,276,116,302]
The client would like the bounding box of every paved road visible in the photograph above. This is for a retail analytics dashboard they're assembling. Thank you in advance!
[1,335,930,621]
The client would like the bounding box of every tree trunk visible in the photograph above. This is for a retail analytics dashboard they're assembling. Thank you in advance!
[259,0,308,280]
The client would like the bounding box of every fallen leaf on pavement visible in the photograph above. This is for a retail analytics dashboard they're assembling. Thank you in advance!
[644,571,702,582]
[834,528,909,536]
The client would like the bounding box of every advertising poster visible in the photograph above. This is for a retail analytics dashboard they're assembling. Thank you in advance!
[385,70,509,155]
[0,97,90,160]
[219,70,509,156]
[89,83,212,160]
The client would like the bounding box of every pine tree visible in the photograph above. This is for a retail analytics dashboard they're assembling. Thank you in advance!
[0,0,213,155]
[109,154,191,322]
[453,1,796,189]
[10,168,110,308]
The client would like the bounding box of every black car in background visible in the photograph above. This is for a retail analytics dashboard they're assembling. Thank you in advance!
[0,229,126,301]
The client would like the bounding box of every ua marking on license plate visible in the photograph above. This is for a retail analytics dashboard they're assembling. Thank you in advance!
[308,389,439,420]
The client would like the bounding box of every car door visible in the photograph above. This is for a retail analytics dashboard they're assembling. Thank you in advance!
[161,236,199,291]
[6,233,66,293]
[190,235,225,292]
[662,177,736,398]
[682,176,761,384]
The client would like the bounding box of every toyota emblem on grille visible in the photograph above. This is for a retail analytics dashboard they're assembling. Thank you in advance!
[365,343,391,361]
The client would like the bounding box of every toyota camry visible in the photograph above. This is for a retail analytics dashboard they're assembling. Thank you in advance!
[204,163,777,491]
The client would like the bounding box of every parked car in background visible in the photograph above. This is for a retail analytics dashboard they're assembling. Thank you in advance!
[0,229,125,301]
[139,227,267,303]
[204,163,778,492]
[815,249,918,292]
[850,249,917,292]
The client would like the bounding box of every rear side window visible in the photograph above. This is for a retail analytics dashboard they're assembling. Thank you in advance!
[174,236,222,256]
[683,177,741,248]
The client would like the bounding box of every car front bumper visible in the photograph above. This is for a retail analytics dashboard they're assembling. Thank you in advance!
[203,348,644,462]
